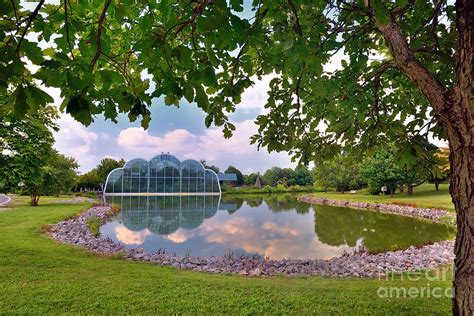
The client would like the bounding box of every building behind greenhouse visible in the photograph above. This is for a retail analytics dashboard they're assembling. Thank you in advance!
[104,154,221,195]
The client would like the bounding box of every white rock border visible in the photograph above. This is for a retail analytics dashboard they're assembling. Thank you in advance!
[48,198,456,277]
[297,195,454,224]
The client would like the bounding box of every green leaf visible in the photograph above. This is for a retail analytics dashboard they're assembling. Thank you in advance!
[141,115,151,129]
[24,85,54,112]
[282,38,294,50]
[183,84,194,103]
[372,1,390,26]
[205,41,219,66]
[396,0,409,8]
[164,94,179,106]
[230,0,243,12]
[104,100,117,123]
[22,41,44,64]
[65,95,92,126]
[9,85,28,117]
[67,71,86,91]
[195,87,210,111]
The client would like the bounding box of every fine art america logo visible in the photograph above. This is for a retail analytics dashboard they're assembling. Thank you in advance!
[377,267,453,299]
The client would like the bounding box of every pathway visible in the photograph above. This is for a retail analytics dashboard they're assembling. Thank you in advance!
[0,195,11,206]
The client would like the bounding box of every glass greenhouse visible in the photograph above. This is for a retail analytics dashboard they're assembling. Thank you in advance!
[104,154,221,195]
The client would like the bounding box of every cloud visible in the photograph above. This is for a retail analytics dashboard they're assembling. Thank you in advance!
[117,128,196,154]
[115,225,153,245]
[115,120,293,173]
[54,115,101,169]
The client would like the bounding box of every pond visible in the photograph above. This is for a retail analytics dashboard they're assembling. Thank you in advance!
[100,194,454,260]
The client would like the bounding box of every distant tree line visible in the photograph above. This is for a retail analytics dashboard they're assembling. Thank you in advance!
[312,144,449,196]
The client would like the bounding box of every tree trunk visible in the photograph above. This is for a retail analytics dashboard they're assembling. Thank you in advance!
[450,1,474,313]
[444,112,474,315]
[407,184,414,196]
[399,183,404,193]
[370,0,474,313]
[30,194,40,206]
[435,179,440,191]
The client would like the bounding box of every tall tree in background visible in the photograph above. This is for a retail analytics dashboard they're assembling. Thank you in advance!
[288,167,313,186]
[0,107,58,205]
[76,157,125,190]
[42,150,79,196]
[95,158,125,182]
[429,147,450,191]
[1,0,472,312]
[359,149,404,196]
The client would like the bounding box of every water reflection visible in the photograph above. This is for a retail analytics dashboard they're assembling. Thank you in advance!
[100,194,454,260]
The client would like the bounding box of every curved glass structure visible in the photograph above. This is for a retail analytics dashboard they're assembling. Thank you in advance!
[104,154,220,195]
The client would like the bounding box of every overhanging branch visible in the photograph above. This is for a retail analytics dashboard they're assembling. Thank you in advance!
[90,0,112,68]
[15,0,45,54]
[366,1,448,117]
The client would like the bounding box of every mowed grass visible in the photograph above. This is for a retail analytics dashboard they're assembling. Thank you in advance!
[311,183,454,212]
[0,197,454,314]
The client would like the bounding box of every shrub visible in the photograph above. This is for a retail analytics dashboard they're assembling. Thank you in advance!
[86,216,101,237]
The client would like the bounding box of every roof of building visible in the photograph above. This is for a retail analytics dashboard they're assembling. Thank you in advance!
[217,173,237,181]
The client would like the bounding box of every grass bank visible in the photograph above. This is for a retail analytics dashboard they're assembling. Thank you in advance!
[308,183,454,212]
[0,197,454,314]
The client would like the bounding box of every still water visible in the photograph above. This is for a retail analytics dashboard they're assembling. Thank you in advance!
[100,194,454,260]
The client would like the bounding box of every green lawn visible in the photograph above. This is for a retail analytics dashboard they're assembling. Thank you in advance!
[0,197,454,314]
[310,183,454,212]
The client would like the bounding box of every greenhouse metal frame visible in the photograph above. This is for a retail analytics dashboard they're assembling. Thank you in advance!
[104,154,221,195]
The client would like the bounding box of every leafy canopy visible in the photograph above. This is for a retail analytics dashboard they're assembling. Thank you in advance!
[0,107,78,204]
[1,0,455,163]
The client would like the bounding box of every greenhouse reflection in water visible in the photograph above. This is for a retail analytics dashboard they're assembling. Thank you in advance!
[100,195,454,260]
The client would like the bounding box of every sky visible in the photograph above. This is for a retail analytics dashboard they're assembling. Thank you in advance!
[53,75,297,174]
[52,2,296,174]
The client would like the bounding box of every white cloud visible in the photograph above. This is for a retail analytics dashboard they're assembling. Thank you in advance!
[53,115,101,170]
[116,120,293,173]
[115,226,153,245]
[238,75,273,111]
[117,128,197,158]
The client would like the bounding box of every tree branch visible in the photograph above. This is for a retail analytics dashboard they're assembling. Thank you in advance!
[367,2,448,117]
[287,0,302,36]
[64,0,74,59]
[10,0,18,23]
[90,0,112,68]
[15,0,45,54]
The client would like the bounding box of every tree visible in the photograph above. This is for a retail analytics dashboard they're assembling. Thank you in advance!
[2,1,472,312]
[428,147,450,191]
[313,155,364,193]
[262,167,292,186]
[0,107,58,205]
[76,170,102,191]
[224,165,244,186]
[95,158,125,182]
[75,157,124,190]
[42,150,79,196]
[243,173,259,186]
[200,160,219,173]
[288,167,313,186]
[359,150,404,196]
